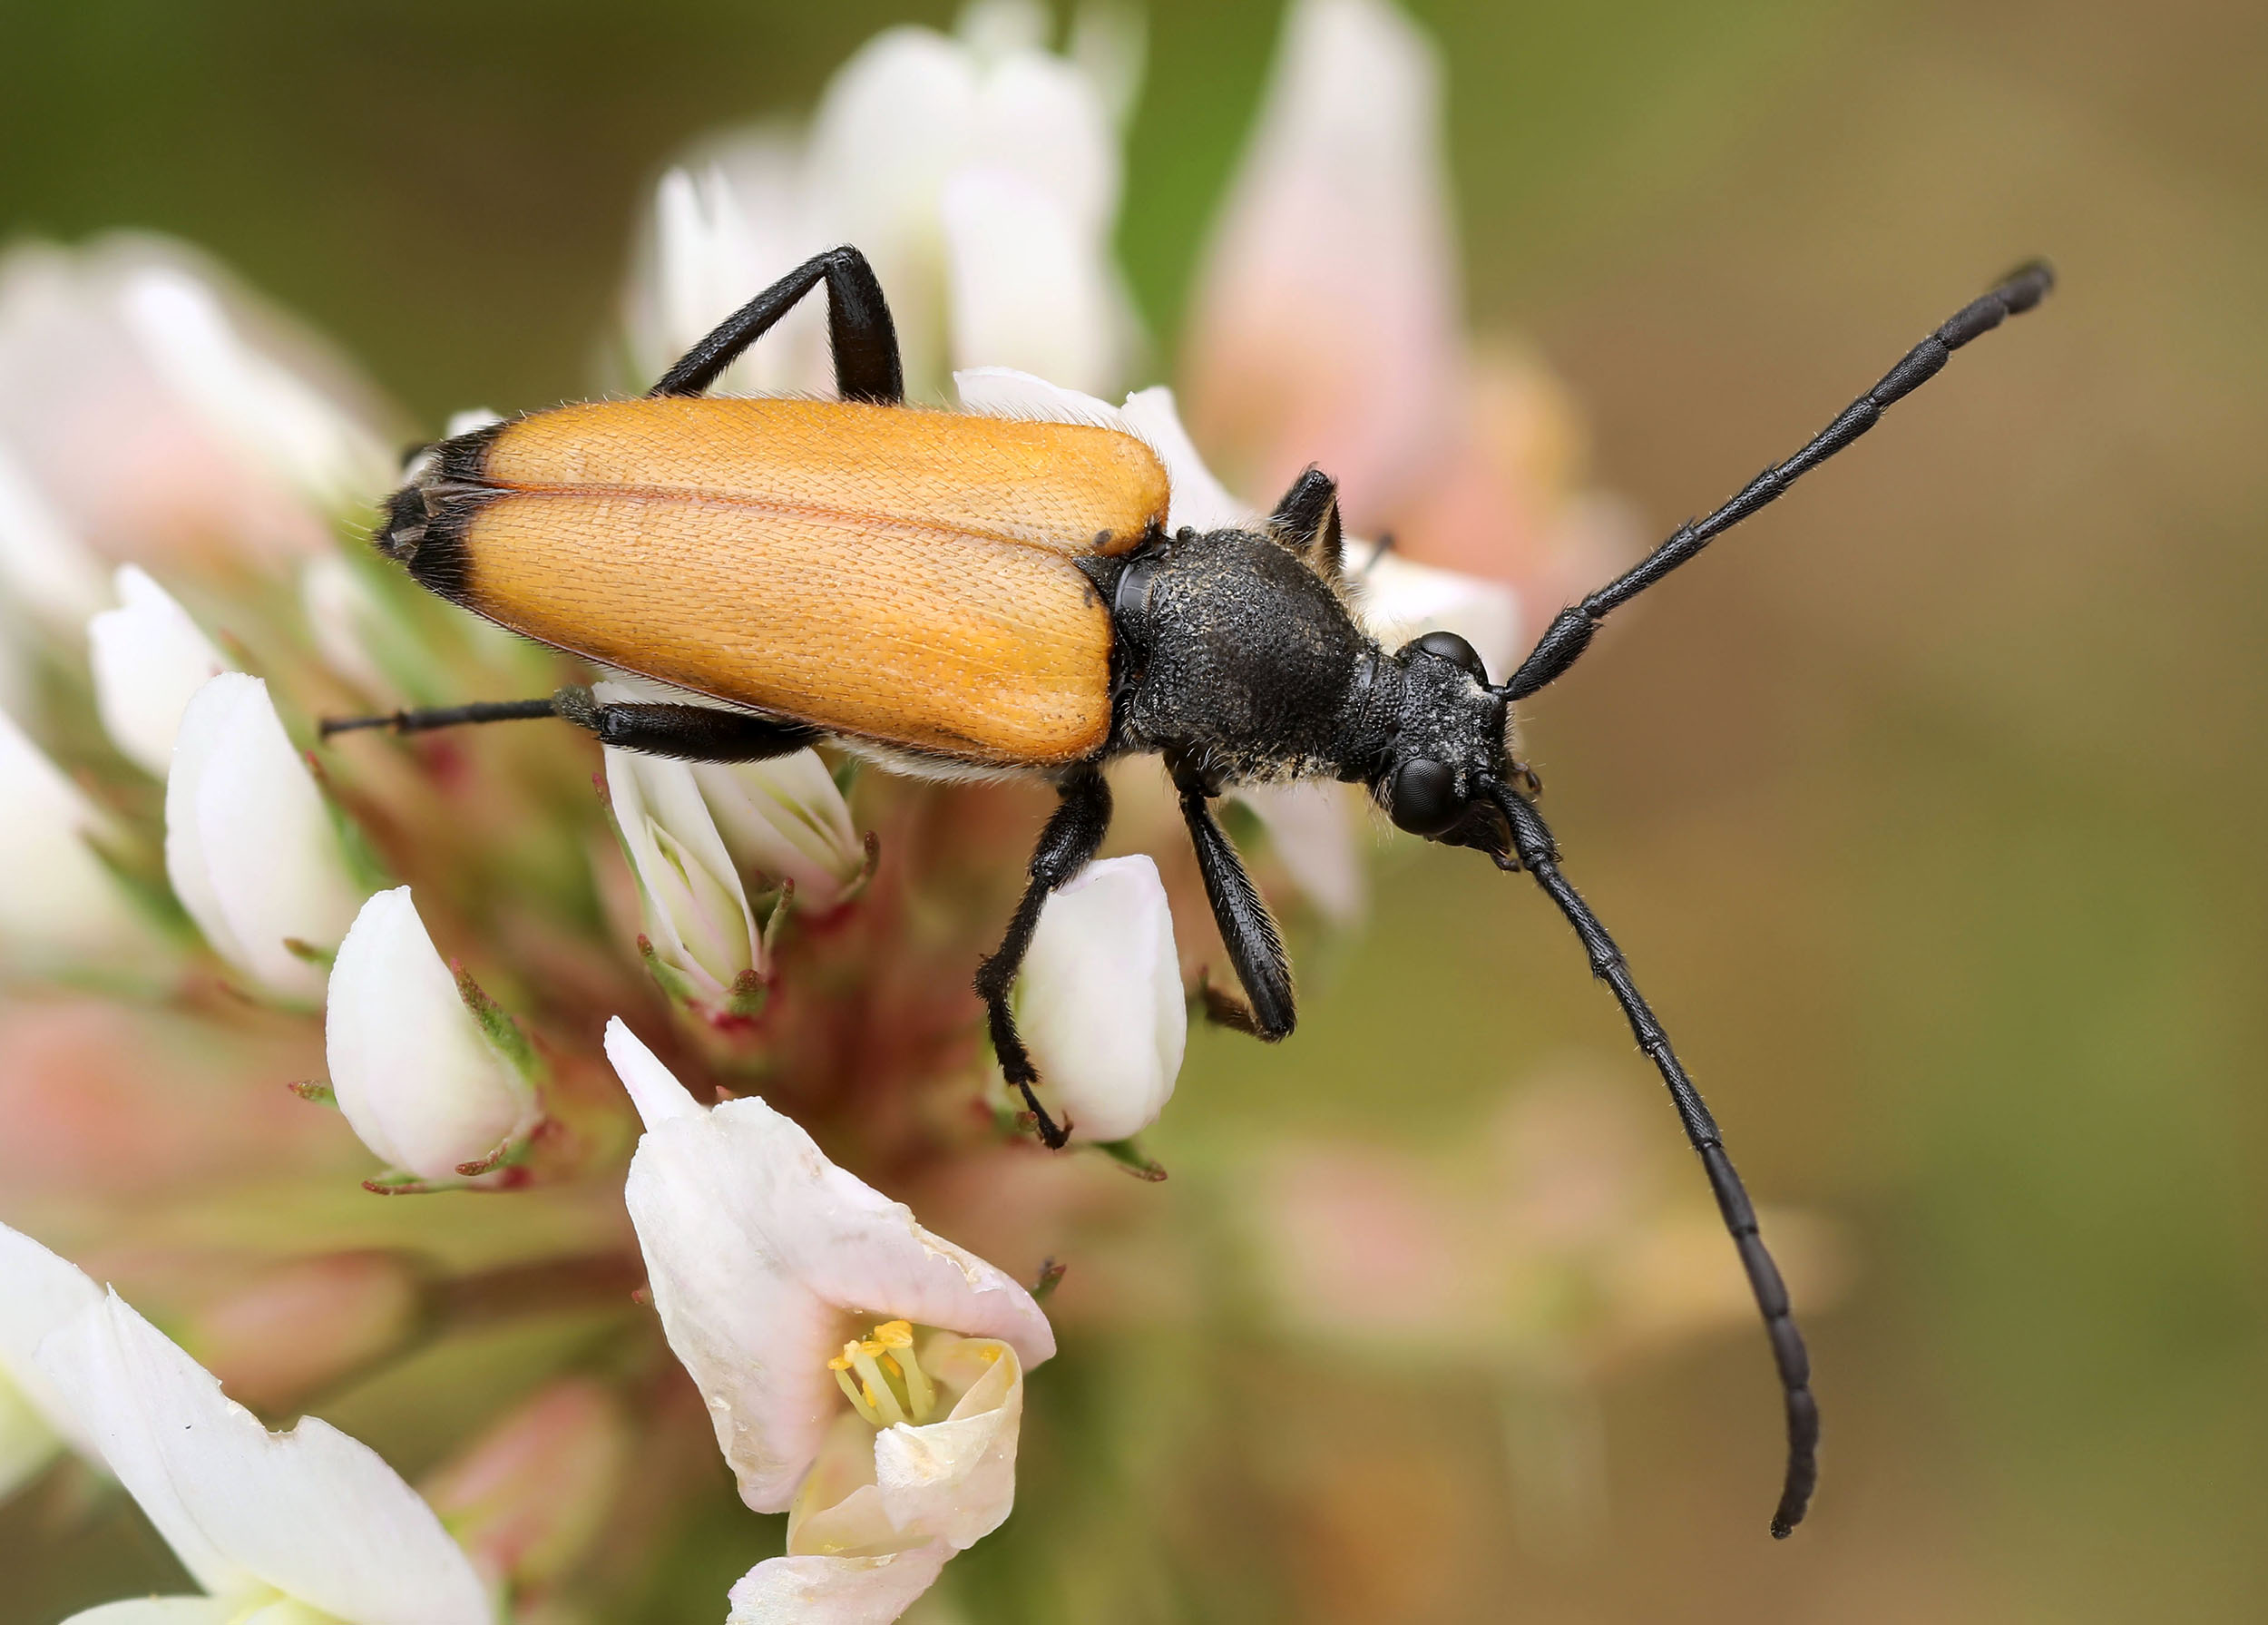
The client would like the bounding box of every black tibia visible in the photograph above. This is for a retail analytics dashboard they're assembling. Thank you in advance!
[1268,467,1344,579]
[649,245,904,405]
[320,697,558,739]
[974,764,1114,1149]
[549,687,821,762]
[321,687,820,764]
[1504,260,2056,702]
[1172,763,1295,1042]
[1488,780,1818,1539]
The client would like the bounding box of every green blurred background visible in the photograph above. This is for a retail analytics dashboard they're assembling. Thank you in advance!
[3,0,2262,1619]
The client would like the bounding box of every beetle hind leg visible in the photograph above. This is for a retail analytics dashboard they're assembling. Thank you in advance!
[322,685,821,763]
[974,764,1114,1148]
[649,245,904,405]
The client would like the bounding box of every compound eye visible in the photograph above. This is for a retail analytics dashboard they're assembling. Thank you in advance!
[1388,757,1464,836]
[1405,629,1488,680]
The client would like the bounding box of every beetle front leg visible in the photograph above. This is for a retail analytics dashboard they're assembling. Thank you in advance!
[974,763,1114,1148]
[649,245,904,405]
[1171,766,1296,1041]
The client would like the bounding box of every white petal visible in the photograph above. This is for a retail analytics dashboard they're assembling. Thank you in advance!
[868,1337,1024,1550]
[954,372,1253,537]
[89,564,233,775]
[298,554,396,699]
[953,365,1125,429]
[0,1221,107,1466]
[1117,386,1255,534]
[613,1048,1053,1512]
[326,887,537,1180]
[691,751,865,912]
[1181,0,1461,524]
[969,49,1119,236]
[59,1601,240,1625]
[1016,856,1183,1143]
[805,28,982,389]
[602,1018,702,1130]
[0,437,110,633]
[164,673,365,999]
[1231,781,1367,923]
[940,168,1120,396]
[0,702,152,965]
[1346,541,1521,679]
[0,1373,65,1498]
[120,267,392,515]
[37,1293,490,1623]
[726,1541,952,1625]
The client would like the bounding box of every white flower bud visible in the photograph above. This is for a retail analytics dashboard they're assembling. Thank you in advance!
[602,732,764,1017]
[164,672,365,1000]
[326,886,539,1183]
[1015,855,1185,1142]
[298,553,398,700]
[87,564,234,775]
[0,703,156,968]
[690,751,867,915]
[0,437,109,637]
[120,265,394,517]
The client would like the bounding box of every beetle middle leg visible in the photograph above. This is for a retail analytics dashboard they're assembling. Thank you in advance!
[974,763,1114,1149]
[648,245,904,405]
[1170,764,1295,1042]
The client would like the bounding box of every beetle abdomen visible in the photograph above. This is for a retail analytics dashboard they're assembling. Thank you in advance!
[398,397,1168,766]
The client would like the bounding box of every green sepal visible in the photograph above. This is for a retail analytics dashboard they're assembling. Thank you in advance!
[452,961,540,1082]
[1096,1138,1168,1181]
[288,1079,337,1107]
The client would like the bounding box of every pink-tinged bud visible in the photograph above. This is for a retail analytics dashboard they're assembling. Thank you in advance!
[183,1251,422,1413]
[0,703,162,972]
[422,1378,630,1591]
[325,886,541,1184]
[88,563,234,775]
[164,672,367,1000]
[0,437,109,637]
[1013,856,1185,1143]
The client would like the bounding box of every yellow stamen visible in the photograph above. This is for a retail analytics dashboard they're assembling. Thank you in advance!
[823,1319,938,1426]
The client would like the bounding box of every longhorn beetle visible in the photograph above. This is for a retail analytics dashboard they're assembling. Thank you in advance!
[331,246,2055,1535]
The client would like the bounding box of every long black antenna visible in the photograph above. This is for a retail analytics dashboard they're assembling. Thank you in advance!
[1488,780,1817,1537]
[1501,260,2055,703]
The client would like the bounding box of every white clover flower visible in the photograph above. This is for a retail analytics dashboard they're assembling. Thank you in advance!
[0,436,110,638]
[602,733,766,1022]
[0,702,159,970]
[606,1019,1053,1620]
[88,563,235,776]
[120,262,396,519]
[164,671,367,1001]
[0,1222,106,1499]
[631,6,1134,401]
[1014,856,1185,1143]
[1,1222,491,1624]
[326,886,542,1185]
[691,751,869,915]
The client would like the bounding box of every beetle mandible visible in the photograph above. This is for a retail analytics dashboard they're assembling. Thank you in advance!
[333,245,2055,1536]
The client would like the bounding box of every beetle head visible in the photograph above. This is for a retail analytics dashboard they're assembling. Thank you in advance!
[1368,630,1518,860]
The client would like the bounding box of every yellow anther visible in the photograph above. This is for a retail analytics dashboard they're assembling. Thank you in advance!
[822,1319,937,1426]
